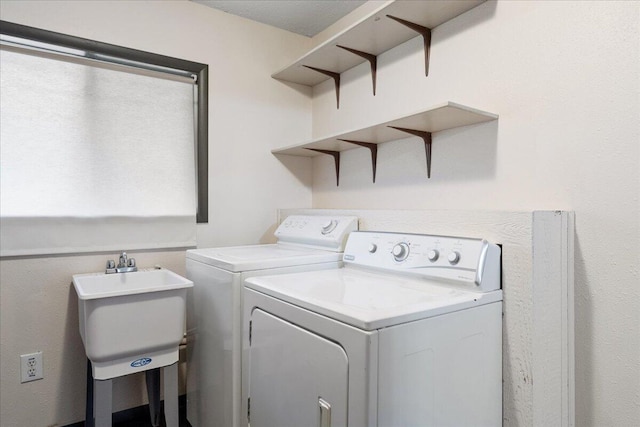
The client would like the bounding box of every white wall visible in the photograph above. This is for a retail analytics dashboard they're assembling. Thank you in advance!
[0,1,312,425]
[306,1,639,426]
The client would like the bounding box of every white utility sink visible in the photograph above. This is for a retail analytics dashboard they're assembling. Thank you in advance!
[73,268,193,380]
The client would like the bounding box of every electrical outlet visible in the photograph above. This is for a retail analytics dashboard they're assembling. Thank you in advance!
[20,351,43,383]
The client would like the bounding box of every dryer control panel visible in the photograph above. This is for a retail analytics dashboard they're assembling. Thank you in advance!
[275,215,358,252]
[343,231,501,292]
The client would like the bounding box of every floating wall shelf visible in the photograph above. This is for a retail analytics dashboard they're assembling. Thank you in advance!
[272,0,486,107]
[272,102,498,185]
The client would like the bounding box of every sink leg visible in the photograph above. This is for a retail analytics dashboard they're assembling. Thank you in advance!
[94,378,112,427]
[86,359,94,427]
[146,368,161,427]
[163,362,179,427]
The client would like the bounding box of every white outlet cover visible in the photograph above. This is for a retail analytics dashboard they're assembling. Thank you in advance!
[20,351,43,383]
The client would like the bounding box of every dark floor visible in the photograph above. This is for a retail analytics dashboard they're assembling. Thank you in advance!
[112,413,191,427]
[112,403,191,427]
[112,397,191,427]
[67,396,191,427]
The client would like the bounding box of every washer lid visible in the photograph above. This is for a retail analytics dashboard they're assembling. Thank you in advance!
[245,267,502,330]
[186,244,342,272]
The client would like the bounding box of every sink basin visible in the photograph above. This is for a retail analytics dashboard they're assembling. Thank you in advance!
[73,268,193,380]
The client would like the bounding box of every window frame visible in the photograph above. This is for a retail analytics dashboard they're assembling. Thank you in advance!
[0,20,209,223]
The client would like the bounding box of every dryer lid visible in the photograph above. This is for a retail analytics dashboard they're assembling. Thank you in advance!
[245,268,502,330]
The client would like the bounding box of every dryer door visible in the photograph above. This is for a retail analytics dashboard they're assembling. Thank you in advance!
[249,308,348,427]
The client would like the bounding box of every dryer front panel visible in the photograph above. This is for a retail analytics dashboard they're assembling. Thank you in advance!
[249,308,348,427]
[377,301,502,427]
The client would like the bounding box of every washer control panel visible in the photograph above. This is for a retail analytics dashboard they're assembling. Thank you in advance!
[274,215,359,251]
[343,231,501,292]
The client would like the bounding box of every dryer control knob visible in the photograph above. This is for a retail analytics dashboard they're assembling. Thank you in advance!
[447,251,461,265]
[321,220,338,235]
[368,243,377,253]
[427,249,439,262]
[392,243,410,261]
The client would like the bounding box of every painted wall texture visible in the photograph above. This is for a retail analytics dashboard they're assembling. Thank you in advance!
[0,0,312,425]
[307,1,639,426]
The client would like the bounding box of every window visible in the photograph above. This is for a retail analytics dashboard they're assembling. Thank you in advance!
[0,21,208,256]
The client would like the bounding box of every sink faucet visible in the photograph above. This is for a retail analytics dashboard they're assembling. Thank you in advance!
[118,252,128,269]
[106,251,138,274]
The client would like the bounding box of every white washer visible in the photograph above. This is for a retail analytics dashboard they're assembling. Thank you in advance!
[185,215,358,427]
[243,231,503,427]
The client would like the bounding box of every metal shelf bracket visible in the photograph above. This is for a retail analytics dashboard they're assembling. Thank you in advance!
[302,66,341,109]
[306,148,341,186]
[338,139,378,183]
[388,126,433,178]
[336,45,378,96]
[386,15,432,76]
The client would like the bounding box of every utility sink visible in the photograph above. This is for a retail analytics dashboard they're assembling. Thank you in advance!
[73,268,193,380]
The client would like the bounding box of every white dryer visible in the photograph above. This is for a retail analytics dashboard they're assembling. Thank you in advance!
[185,215,358,427]
[243,231,502,427]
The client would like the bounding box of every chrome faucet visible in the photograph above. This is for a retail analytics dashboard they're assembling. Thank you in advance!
[118,252,128,269]
[106,251,138,274]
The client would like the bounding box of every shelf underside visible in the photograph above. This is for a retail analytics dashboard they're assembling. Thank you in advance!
[272,0,485,87]
[272,102,497,157]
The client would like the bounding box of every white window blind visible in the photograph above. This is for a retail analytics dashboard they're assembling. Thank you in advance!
[0,47,197,256]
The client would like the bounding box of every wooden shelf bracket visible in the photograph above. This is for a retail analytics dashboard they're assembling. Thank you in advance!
[306,148,341,186]
[386,15,432,76]
[338,139,379,183]
[302,66,341,109]
[388,126,433,178]
[336,45,378,96]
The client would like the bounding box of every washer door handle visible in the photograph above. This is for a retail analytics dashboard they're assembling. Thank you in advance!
[319,397,332,427]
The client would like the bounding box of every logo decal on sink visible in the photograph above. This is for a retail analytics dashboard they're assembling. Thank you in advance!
[131,357,152,368]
